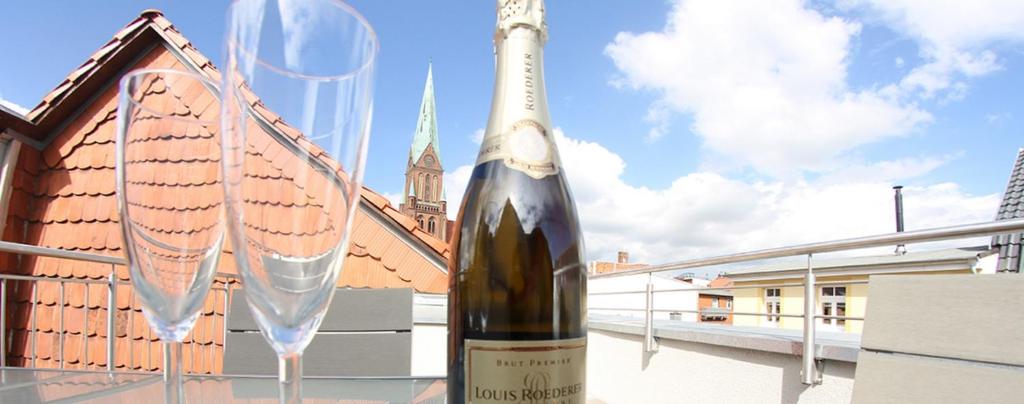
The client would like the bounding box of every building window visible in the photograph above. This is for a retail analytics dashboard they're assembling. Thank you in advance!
[428,217,436,234]
[417,216,424,229]
[726,299,733,309]
[765,288,781,323]
[711,297,719,308]
[821,286,847,329]
[418,173,424,198]
[433,175,440,200]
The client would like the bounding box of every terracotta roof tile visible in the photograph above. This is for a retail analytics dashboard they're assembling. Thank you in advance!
[151,15,174,31]
[2,9,451,374]
[115,19,149,40]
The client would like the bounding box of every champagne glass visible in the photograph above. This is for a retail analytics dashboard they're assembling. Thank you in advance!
[221,0,378,401]
[116,68,225,402]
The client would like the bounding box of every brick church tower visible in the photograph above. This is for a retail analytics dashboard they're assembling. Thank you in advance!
[400,64,449,240]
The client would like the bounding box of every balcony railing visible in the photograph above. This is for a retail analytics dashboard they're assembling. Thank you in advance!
[588,217,1024,385]
[0,240,236,374]
[0,218,1022,386]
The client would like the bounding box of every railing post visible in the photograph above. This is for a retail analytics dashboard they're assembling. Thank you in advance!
[222,283,231,361]
[31,282,38,368]
[643,273,656,353]
[59,282,65,369]
[107,271,117,372]
[0,279,6,368]
[84,283,89,369]
[802,254,818,385]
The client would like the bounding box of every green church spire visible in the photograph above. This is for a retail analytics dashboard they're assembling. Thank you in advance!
[409,63,441,165]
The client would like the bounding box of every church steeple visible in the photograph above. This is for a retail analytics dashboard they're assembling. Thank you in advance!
[409,63,441,167]
[400,63,450,241]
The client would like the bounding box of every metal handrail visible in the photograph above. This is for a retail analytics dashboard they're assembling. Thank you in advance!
[589,218,1024,279]
[588,279,871,296]
[0,240,126,266]
[0,241,238,374]
[587,217,1024,385]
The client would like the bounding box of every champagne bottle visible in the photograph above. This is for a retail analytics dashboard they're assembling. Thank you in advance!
[448,1,587,402]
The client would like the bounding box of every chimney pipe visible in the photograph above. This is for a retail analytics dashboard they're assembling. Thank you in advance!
[617,251,629,264]
[894,186,906,255]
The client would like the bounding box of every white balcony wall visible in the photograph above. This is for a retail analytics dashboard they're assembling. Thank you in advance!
[412,293,447,376]
[411,293,860,403]
[411,323,447,376]
[588,329,856,403]
[589,274,701,322]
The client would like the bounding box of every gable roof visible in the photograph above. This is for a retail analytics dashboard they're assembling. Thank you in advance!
[723,247,990,281]
[993,148,1023,272]
[0,9,450,374]
[0,9,450,287]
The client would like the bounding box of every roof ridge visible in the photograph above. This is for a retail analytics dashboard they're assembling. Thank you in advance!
[27,13,156,122]
[139,9,164,18]
[993,146,1024,222]
[359,185,450,256]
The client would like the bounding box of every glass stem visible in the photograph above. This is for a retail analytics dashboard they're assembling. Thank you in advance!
[279,353,302,403]
[163,341,183,404]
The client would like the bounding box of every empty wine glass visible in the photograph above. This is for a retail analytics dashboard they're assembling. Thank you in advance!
[116,68,224,401]
[220,0,378,401]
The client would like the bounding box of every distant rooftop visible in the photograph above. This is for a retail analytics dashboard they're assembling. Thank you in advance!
[589,250,649,274]
[993,148,1024,272]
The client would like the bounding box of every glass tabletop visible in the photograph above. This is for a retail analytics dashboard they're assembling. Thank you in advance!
[0,368,446,403]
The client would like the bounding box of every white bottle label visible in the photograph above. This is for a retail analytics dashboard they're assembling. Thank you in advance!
[464,336,586,403]
[476,119,559,179]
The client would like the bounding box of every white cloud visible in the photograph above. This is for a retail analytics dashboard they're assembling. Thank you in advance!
[443,129,1000,264]
[560,131,997,263]
[847,0,1024,98]
[443,164,474,220]
[985,112,1011,125]
[469,128,484,145]
[643,103,671,143]
[894,56,905,68]
[605,0,931,175]
[815,153,960,185]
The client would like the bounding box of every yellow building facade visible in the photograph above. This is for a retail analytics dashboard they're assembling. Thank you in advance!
[728,247,995,333]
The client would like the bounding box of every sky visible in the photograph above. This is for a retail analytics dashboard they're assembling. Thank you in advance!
[1,0,1021,268]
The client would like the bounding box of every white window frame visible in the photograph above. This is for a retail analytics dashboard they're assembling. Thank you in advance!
[765,288,781,324]
[820,286,847,330]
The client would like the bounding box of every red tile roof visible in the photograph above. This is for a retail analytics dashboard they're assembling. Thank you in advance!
[708,276,734,288]
[0,9,449,374]
[590,261,649,274]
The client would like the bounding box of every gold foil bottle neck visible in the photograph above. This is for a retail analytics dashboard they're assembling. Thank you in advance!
[496,0,547,43]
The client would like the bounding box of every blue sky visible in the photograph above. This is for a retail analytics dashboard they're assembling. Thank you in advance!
[1,1,1021,264]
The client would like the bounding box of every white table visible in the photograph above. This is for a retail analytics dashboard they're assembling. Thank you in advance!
[0,368,446,403]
